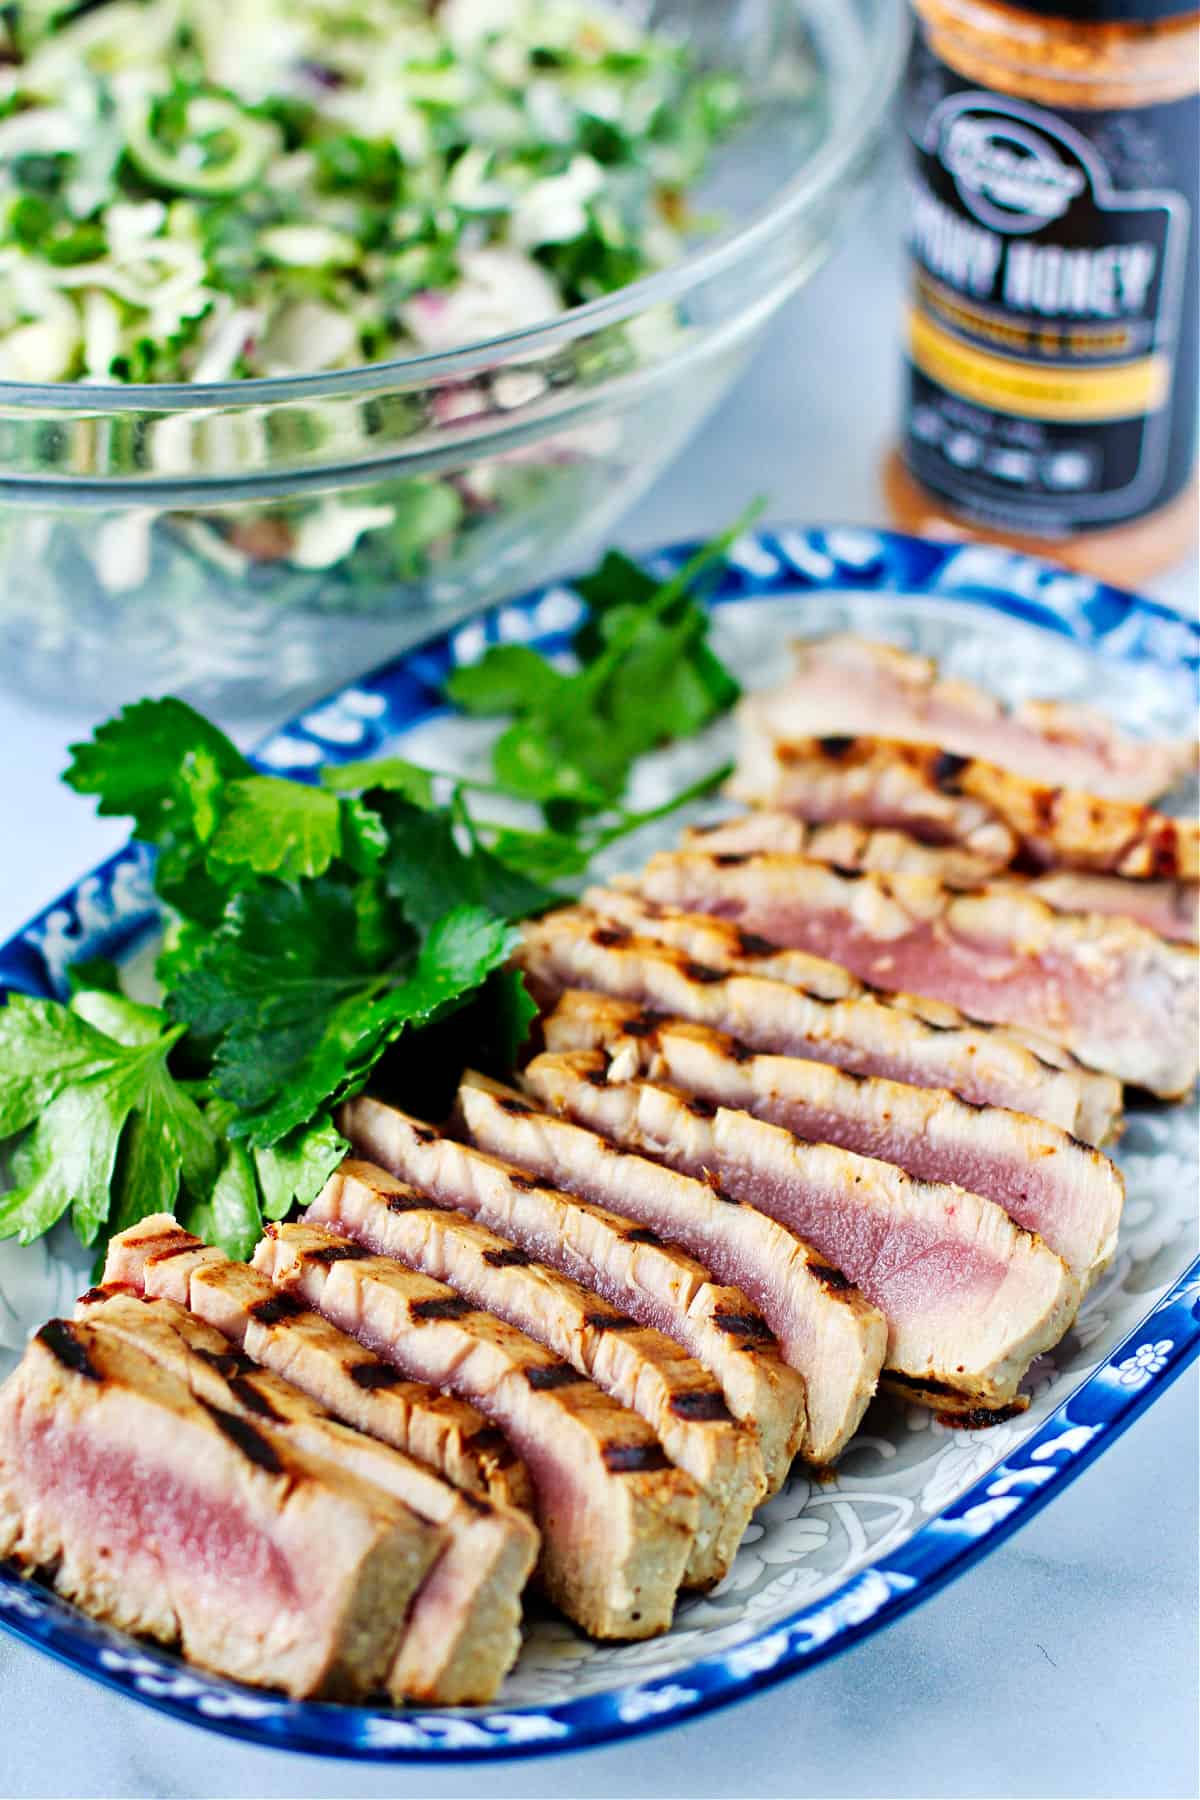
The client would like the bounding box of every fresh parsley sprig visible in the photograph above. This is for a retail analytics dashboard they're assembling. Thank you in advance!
[0,518,747,1267]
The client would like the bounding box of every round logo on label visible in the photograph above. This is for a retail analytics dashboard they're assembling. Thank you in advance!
[938,111,1085,234]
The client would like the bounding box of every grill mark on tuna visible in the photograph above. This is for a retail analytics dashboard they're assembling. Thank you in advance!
[603,1443,672,1473]
[584,1067,610,1088]
[499,1096,533,1115]
[669,1390,734,1422]
[711,1309,774,1343]
[592,925,631,948]
[37,1319,102,1381]
[582,1311,638,1332]
[817,734,855,758]
[227,1374,285,1421]
[303,1242,369,1265]
[683,1094,717,1118]
[620,1012,659,1039]
[410,1124,438,1144]
[734,929,778,958]
[507,1172,541,1191]
[464,1424,513,1457]
[807,1262,854,1291]
[195,1346,257,1379]
[729,1039,755,1063]
[700,1168,740,1205]
[348,1360,405,1390]
[937,1399,1027,1429]
[623,1225,664,1245]
[146,1241,203,1264]
[931,750,969,791]
[386,1192,428,1213]
[410,1295,476,1322]
[525,1362,585,1390]
[483,1246,533,1268]
[201,1401,285,1474]
[682,959,727,986]
[249,1293,308,1327]
[713,852,749,867]
[829,863,865,881]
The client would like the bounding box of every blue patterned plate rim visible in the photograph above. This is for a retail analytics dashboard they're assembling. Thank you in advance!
[1,524,1197,1762]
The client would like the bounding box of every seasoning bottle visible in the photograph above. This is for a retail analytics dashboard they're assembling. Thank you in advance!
[885,0,1199,585]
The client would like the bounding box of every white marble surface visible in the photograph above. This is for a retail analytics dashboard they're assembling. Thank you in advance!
[0,174,1196,1800]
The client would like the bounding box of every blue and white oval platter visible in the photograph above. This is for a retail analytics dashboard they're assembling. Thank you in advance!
[0,526,1197,1762]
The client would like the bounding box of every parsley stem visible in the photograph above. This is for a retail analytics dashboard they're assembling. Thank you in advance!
[590,760,734,850]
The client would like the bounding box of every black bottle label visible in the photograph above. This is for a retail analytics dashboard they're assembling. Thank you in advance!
[901,40,1198,535]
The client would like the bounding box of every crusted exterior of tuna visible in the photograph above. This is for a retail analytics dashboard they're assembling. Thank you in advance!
[342,1093,808,1495]
[101,1215,531,1513]
[756,635,1195,802]
[731,729,1200,882]
[254,1222,700,1641]
[74,1288,537,1706]
[686,818,1199,945]
[522,905,1122,1144]
[528,1051,1078,1410]
[0,1322,435,1700]
[542,992,1125,1288]
[685,812,1005,885]
[632,852,1198,1097]
[475,1072,886,1466]
[308,1157,761,1590]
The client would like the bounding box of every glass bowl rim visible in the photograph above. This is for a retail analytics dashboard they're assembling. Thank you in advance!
[0,0,909,416]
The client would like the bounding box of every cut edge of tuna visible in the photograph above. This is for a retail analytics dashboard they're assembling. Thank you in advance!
[307,1156,763,1591]
[477,1069,888,1465]
[525,1049,1078,1411]
[73,1285,538,1706]
[101,1214,533,1514]
[254,1221,700,1641]
[685,811,1007,885]
[632,851,1198,1097]
[0,1319,435,1700]
[342,1090,808,1495]
[541,990,1125,1288]
[526,902,1124,1144]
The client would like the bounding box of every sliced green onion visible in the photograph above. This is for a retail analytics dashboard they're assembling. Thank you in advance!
[126,95,277,197]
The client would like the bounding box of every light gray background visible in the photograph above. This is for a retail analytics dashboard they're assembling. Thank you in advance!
[0,177,1196,1800]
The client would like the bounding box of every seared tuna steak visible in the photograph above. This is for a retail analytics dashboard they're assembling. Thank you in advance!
[74,1288,536,1705]
[633,852,1199,1096]
[308,1157,762,1590]
[0,1320,437,1699]
[522,905,1122,1142]
[752,636,1194,802]
[342,1093,807,1494]
[685,813,1004,885]
[255,1222,700,1640]
[102,1215,531,1512]
[527,1051,1077,1412]
[731,728,1199,881]
[462,1073,887,1465]
[687,818,1199,944]
[543,992,1124,1288]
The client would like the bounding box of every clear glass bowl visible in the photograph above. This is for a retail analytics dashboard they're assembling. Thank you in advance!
[0,0,907,712]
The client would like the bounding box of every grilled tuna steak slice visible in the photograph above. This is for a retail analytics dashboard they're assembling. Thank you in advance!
[752,636,1194,802]
[462,1073,886,1465]
[633,852,1199,1095]
[343,1094,806,1494]
[685,813,1005,885]
[73,1288,535,1704]
[309,1159,762,1589]
[687,819,1199,944]
[1020,871,1199,944]
[543,993,1125,1289]
[0,1320,436,1699]
[522,905,1122,1143]
[731,728,1200,881]
[255,1222,700,1640]
[102,1215,531,1512]
[528,1051,1077,1411]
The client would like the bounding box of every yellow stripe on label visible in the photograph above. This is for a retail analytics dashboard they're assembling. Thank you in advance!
[908,307,1170,423]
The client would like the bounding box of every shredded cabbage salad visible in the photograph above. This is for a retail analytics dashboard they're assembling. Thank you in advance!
[0,0,741,383]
